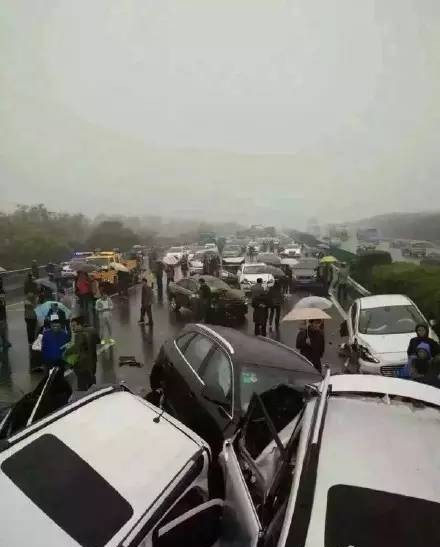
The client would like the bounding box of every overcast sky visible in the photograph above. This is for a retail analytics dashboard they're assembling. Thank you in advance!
[1,0,440,227]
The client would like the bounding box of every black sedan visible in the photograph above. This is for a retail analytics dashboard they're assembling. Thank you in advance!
[167,275,247,322]
[149,324,321,454]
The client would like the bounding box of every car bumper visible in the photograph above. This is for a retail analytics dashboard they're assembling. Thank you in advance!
[359,358,406,376]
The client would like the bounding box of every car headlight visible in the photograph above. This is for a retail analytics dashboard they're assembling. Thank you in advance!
[359,346,380,363]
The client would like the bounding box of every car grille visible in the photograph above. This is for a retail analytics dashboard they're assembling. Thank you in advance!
[380,365,404,377]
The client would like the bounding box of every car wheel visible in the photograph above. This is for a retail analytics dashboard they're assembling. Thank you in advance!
[169,296,180,312]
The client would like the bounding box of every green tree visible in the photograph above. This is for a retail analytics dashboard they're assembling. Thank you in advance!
[86,221,139,251]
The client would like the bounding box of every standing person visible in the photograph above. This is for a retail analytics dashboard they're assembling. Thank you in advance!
[118,270,130,300]
[154,260,164,300]
[296,320,325,373]
[24,272,38,296]
[181,255,189,278]
[24,292,38,344]
[31,260,39,279]
[203,254,210,275]
[165,264,174,288]
[75,271,92,320]
[267,280,283,331]
[407,324,440,358]
[251,278,269,336]
[41,315,70,370]
[139,278,154,326]
[0,289,10,352]
[198,278,212,323]
[96,292,114,343]
[337,262,349,304]
[66,316,99,391]
[45,302,68,332]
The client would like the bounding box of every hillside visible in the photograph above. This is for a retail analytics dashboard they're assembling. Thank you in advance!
[352,212,440,243]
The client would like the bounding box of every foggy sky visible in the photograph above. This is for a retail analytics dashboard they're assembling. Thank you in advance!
[1,0,440,227]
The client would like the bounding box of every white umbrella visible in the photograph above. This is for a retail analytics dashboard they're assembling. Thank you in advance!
[280,258,299,266]
[294,296,333,310]
[282,307,331,322]
[162,255,179,266]
[110,262,129,272]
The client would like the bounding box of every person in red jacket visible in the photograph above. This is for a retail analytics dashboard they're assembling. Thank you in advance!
[75,271,92,321]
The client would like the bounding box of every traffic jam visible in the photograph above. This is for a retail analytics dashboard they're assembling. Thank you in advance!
[1,235,440,547]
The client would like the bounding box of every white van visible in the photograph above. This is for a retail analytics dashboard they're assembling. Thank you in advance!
[0,387,221,547]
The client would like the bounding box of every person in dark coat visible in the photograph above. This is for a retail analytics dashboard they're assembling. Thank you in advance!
[296,320,325,373]
[198,278,212,322]
[24,272,38,296]
[41,315,70,370]
[66,316,100,391]
[251,278,269,337]
[24,292,38,344]
[154,260,164,300]
[267,280,283,331]
[139,278,154,326]
[31,260,39,279]
[181,255,189,278]
[407,324,440,358]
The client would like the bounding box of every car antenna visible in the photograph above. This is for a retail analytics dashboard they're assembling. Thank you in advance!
[153,389,165,423]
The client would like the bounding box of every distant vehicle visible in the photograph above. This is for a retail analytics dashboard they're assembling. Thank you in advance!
[282,242,302,258]
[221,244,244,266]
[150,323,320,454]
[357,227,380,244]
[204,243,218,252]
[356,243,376,254]
[189,249,219,275]
[329,223,348,241]
[238,263,275,294]
[0,386,218,547]
[403,241,429,258]
[291,258,321,290]
[390,239,408,249]
[345,294,438,375]
[168,275,247,322]
[70,251,94,261]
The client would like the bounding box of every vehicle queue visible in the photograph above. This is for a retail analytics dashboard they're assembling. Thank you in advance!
[1,235,440,546]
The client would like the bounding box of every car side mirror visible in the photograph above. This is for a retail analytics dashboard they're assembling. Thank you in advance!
[202,385,229,407]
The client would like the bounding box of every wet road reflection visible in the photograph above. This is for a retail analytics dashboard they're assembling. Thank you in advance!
[1,283,345,403]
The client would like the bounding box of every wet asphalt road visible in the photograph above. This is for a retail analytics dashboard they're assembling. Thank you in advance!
[0,276,345,404]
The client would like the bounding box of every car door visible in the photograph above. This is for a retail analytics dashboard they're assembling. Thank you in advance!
[166,333,214,429]
[173,279,192,309]
[197,346,234,451]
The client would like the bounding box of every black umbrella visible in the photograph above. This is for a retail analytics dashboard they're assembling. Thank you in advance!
[257,253,281,266]
[69,261,97,273]
[259,265,286,279]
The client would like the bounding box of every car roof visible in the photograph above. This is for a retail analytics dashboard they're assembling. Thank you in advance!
[358,294,413,309]
[303,394,440,546]
[188,324,321,379]
[0,390,206,547]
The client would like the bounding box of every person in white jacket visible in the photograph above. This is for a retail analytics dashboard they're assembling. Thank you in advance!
[95,293,114,344]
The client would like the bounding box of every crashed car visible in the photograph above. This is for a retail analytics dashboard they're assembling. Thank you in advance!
[239,263,275,294]
[167,275,247,322]
[0,386,223,547]
[149,324,320,455]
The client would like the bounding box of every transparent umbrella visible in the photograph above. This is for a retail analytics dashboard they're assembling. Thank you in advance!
[294,296,333,310]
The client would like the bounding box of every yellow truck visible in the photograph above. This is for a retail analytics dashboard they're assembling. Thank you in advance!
[85,251,121,288]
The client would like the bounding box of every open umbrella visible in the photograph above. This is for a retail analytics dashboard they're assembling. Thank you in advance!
[162,255,179,266]
[35,301,72,323]
[110,262,129,273]
[295,296,333,310]
[69,261,96,273]
[320,255,337,264]
[282,307,331,322]
[35,278,57,293]
[280,258,299,267]
[257,253,281,266]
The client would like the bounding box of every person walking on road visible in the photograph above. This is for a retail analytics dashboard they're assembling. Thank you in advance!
[165,264,175,289]
[41,315,70,371]
[296,320,325,373]
[154,260,164,300]
[267,280,283,331]
[198,278,212,323]
[337,262,349,304]
[24,292,38,344]
[95,292,114,343]
[0,289,11,352]
[181,255,189,278]
[251,278,269,337]
[24,272,38,296]
[75,271,92,321]
[31,260,39,280]
[139,278,154,326]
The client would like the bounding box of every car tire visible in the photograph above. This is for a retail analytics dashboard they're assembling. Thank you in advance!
[169,296,180,312]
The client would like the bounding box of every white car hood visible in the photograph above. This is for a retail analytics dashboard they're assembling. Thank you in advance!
[357,332,413,356]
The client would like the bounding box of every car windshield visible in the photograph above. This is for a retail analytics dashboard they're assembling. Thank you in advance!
[86,257,110,267]
[358,305,424,335]
[243,265,266,274]
[325,484,440,547]
[239,364,299,412]
[204,277,229,290]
